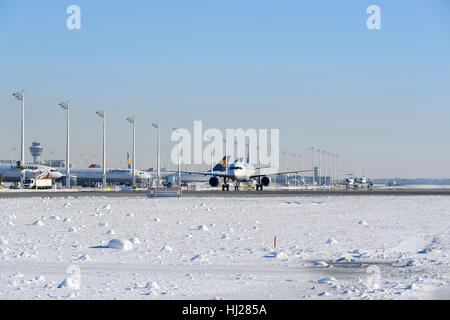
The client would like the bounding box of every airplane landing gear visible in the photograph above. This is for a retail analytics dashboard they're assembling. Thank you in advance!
[234,182,240,191]
[222,178,230,191]
[255,177,264,191]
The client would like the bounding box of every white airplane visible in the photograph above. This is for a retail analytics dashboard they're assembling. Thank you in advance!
[163,156,229,187]
[176,155,312,191]
[59,168,152,187]
[345,177,373,189]
[0,162,63,183]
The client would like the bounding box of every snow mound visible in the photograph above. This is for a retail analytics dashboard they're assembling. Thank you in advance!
[129,237,141,244]
[221,233,229,240]
[406,259,418,266]
[107,239,133,250]
[190,254,209,263]
[418,247,434,254]
[317,277,336,284]
[337,256,352,262]
[197,225,209,231]
[78,255,91,261]
[314,261,329,267]
[103,204,111,210]
[326,237,338,245]
[145,281,160,290]
[98,222,108,227]
[358,220,368,225]
[106,230,116,235]
[50,216,60,221]
[160,245,173,252]
[33,220,45,226]
[63,202,71,208]
[263,251,287,259]
[405,283,416,290]
[154,217,161,222]
[0,248,9,254]
[58,276,80,290]
[68,226,78,232]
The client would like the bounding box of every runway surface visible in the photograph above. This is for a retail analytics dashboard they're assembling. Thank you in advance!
[0,188,449,199]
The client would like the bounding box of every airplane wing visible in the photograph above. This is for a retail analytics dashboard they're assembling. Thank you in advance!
[250,169,314,179]
[166,170,232,178]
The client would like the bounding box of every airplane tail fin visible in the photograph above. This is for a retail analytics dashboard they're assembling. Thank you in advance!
[211,156,229,172]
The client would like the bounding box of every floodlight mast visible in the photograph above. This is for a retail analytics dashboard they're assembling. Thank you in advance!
[317,148,321,185]
[59,101,70,189]
[173,127,181,188]
[291,153,297,186]
[97,111,107,188]
[12,91,25,167]
[127,117,136,187]
[11,148,16,166]
[152,123,160,187]
[322,150,326,185]
[309,147,315,185]
[299,154,304,185]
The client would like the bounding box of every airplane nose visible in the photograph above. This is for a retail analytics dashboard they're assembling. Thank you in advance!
[53,172,63,179]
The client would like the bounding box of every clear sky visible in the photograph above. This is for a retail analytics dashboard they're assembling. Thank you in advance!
[0,0,449,178]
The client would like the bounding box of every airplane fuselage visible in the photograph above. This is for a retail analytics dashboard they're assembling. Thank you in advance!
[59,168,151,186]
[227,162,257,182]
[0,164,63,182]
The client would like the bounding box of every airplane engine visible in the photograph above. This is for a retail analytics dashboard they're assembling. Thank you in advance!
[209,176,220,187]
[261,176,271,187]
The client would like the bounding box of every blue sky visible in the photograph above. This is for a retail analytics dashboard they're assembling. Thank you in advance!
[0,1,449,177]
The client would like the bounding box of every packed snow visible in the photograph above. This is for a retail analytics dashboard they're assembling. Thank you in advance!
[0,195,449,300]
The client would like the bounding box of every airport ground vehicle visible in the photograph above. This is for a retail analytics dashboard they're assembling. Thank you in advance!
[21,177,53,189]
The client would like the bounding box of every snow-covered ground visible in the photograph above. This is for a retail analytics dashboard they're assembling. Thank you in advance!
[0,195,449,300]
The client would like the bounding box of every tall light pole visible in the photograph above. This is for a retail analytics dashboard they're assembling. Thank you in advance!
[299,154,304,185]
[59,101,70,189]
[49,151,54,167]
[205,136,213,172]
[127,117,136,187]
[173,127,181,187]
[10,148,16,166]
[322,150,326,185]
[291,153,297,186]
[309,147,315,185]
[281,150,287,185]
[12,90,25,166]
[333,153,337,185]
[316,148,321,185]
[330,153,334,185]
[97,111,107,188]
[152,123,160,187]
[336,154,340,184]
[327,151,331,186]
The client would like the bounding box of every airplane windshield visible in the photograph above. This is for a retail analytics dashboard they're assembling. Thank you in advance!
[232,167,243,170]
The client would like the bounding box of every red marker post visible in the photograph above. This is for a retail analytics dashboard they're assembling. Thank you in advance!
[274,237,277,249]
